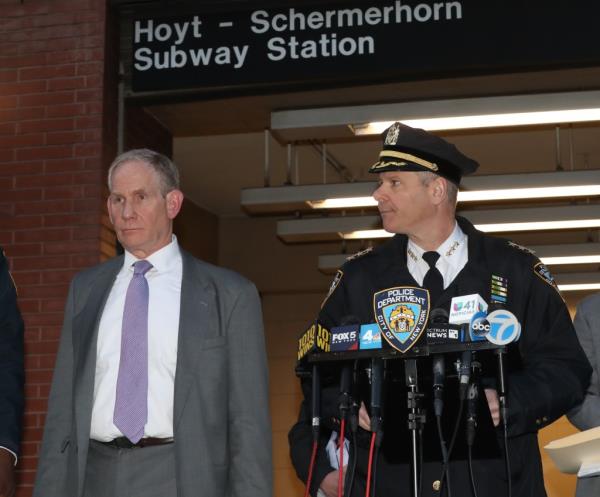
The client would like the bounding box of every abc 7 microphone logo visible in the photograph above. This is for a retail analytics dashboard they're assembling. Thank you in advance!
[486,310,521,345]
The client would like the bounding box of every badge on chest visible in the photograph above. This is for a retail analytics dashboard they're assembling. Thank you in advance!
[373,286,430,353]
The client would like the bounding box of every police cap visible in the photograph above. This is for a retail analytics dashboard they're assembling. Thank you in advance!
[369,122,479,184]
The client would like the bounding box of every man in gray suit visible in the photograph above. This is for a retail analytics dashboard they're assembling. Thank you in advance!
[568,293,600,497]
[33,149,272,497]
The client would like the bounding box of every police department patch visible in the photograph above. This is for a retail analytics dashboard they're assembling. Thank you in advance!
[373,287,430,353]
[321,269,343,308]
[533,262,559,292]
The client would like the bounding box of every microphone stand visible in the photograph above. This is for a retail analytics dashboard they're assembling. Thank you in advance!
[405,359,425,497]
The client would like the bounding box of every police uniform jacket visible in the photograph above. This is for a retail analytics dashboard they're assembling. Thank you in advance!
[289,217,591,497]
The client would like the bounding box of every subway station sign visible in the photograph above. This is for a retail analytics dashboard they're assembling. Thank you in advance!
[130,1,600,93]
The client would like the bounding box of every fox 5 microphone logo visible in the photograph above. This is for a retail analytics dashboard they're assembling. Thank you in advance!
[486,309,521,345]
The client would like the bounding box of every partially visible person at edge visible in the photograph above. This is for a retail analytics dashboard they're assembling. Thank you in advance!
[0,248,24,497]
[289,122,592,497]
[33,149,272,497]
[568,292,600,497]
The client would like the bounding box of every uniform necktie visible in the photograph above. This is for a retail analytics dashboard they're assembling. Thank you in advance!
[422,251,443,304]
[114,260,153,443]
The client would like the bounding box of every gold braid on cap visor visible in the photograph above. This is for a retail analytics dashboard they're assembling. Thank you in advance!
[371,150,439,172]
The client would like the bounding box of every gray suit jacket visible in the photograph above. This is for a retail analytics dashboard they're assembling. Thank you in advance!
[33,250,272,497]
[568,293,600,497]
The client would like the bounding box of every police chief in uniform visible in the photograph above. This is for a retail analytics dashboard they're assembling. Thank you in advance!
[288,123,591,497]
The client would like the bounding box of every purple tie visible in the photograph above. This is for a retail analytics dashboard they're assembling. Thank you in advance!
[113,260,152,443]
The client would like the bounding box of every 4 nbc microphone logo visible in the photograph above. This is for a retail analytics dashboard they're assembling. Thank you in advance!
[469,309,521,345]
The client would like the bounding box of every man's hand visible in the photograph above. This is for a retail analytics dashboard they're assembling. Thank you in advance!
[485,388,500,427]
[0,449,16,497]
[319,467,346,497]
[358,401,371,431]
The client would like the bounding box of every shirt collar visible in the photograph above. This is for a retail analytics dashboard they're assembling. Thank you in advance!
[407,221,466,263]
[123,235,180,274]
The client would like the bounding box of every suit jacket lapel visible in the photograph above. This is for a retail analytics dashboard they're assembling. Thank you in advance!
[174,251,212,428]
[72,257,122,496]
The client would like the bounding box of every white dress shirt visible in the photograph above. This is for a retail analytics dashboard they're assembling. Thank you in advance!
[90,236,182,441]
[407,222,468,289]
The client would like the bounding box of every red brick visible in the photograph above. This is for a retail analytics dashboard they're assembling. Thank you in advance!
[0,69,17,83]
[46,47,103,65]
[15,199,73,216]
[18,118,74,134]
[19,64,76,81]
[2,189,44,202]
[0,122,15,134]
[45,239,97,255]
[19,284,69,300]
[43,185,83,200]
[0,95,18,109]
[16,145,73,161]
[0,161,44,176]
[0,133,45,149]
[0,148,15,161]
[41,269,76,284]
[0,80,47,95]
[0,106,45,122]
[71,253,100,268]
[11,271,42,285]
[18,300,41,314]
[39,383,52,398]
[15,172,73,189]
[40,299,68,312]
[31,12,76,28]
[85,73,103,89]
[25,341,59,356]
[20,441,41,458]
[46,130,84,145]
[24,312,64,327]
[2,243,42,257]
[2,1,50,17]
[76,61,102,76]
[39,354,59,369]
[83,184,102,198]
[13,255,71,271]
[44,158,85,173]
[23,330,41,343]
[74,142,101,157]
[21,427,43,443]
[0,53,46,69]
[76,88,102,103]
[15,228,71,243]
[22,413,38,429]
[39,326,63,341]
[44,212,97,227]
[73,198,101,212]
[83,128,101,142]
[45,102,85,118]
[0,232,14,245]
[19,91,74,107]
[85,101,102,115]
[72,170,101,184]
[75,115,101,129]
[17,456,39,472]
[3,216,43,230]
[48,76,86,91]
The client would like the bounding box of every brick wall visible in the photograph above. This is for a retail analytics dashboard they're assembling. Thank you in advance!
[0,1,110,495]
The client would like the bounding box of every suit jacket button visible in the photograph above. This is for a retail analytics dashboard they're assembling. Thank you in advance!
[432,480,441,491]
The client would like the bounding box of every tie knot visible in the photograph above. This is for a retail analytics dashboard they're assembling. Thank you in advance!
[133,260,152,276]
[422,251,440,269]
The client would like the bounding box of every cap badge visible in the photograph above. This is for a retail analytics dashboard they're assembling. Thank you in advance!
[384,122,401,145]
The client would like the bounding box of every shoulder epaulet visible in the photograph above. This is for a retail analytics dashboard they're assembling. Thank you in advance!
[346,247,373,262]
[507,241,536,256]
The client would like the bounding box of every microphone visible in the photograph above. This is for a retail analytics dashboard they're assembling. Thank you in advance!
[449,294,488,326]
[427,307,463,344]
[311,363,321,442]
[459,350,472,400]
[466,381,479,446]
[430,308,448,417]
[297,321,331,362]
[337,316,360,416]
[433,355,445,417]
[370,357,384,439]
